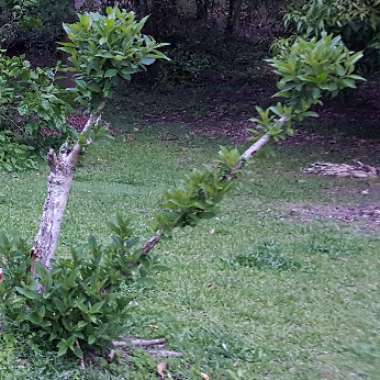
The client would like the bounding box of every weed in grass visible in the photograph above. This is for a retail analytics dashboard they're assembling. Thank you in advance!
[306,233,364,258]
[219,241,301,271]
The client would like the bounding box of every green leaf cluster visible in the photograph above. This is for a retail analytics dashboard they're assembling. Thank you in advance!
[252,34,365,140]
[250,103,297,141]
[0,51,75,171]
[0,51,74,143]
[269,34,364,107]
[59,6,169,109]
[285,0,380,39]
[154,147,241,234]
[0,215,155,358]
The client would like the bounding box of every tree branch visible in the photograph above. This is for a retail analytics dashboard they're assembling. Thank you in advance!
[225,133,270,180]
[141,128,277,256]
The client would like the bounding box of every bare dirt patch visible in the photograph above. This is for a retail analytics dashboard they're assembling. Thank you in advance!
[119,72,380,149]
[139,81,275,144]
[187,78,380,147]
[288,203,380,232]
[303,161,379,179]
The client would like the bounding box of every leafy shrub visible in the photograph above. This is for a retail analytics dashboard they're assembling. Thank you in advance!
[0,51,74,171]
[0,0,74,54]
[0,131,37,172]
[285,0,380,70]
[218,242,301,271]
[285,0,380,41]
[0,215,155,358]
[0,51,73,143]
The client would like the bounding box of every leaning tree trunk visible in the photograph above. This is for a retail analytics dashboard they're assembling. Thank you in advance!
[31,114,100,274]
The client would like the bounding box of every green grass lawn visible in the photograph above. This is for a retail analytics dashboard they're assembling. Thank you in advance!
[1,122,379,380]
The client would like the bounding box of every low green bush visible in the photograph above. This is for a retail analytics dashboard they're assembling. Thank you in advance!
[0,51,74,171]
[235,242,301,271]
[0,215,156,359]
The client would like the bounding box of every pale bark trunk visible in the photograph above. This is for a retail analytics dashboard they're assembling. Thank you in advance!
[31,113,100,274]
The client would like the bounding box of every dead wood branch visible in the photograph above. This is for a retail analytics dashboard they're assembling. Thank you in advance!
[112,337,183,359]
[114,337,166,347]
[143,234,161,255]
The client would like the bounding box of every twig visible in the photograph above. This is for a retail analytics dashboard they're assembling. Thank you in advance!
[146,349,183,358]
[142,233,161,255]
[113,337,166,347]
[112,337,183,359]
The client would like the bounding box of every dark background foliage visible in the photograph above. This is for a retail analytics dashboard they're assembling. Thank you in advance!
[0,0,289,69]
[2,0,378,84]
